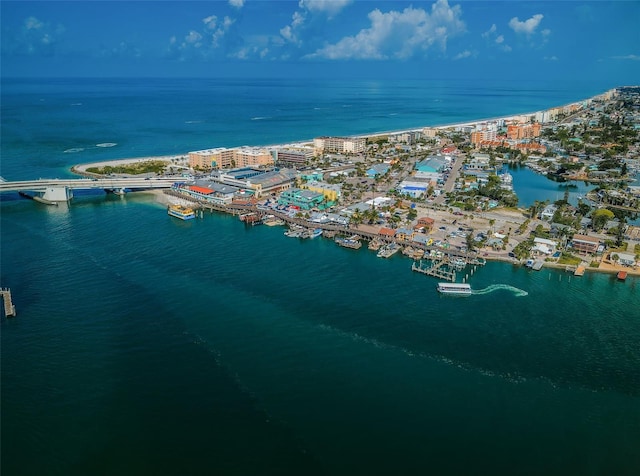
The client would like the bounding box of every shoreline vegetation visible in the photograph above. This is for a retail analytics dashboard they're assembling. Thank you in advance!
[70,90,640,278]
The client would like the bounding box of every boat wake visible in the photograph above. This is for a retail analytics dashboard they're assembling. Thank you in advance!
[472,284,528,297]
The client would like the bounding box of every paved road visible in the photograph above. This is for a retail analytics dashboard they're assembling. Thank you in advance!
[434,153,465,205]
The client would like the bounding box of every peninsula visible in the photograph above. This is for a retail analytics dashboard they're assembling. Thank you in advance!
[71,86,640,278]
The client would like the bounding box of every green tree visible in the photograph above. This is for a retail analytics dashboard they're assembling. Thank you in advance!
[615,217,626,247]
[465,231,475,251]
[591,208,614,231]
[350,210,364,227]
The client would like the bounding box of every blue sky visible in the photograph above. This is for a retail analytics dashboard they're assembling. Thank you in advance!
[1,0,639,81]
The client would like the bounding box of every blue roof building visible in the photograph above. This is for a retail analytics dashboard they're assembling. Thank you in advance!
[366,163,390,178]
[416,157,447,173]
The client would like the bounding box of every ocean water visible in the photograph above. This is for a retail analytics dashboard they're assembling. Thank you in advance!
[2,78,639,475]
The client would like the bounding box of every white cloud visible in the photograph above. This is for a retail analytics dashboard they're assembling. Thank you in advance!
[300,0,352,17]
[454,50,472,60]
[481,24,496,39]
[203,15,218,30]
[168,13,237,59]
[228,0,245,8]
[508,14,543,35]
[25,16,44,30]
[184,30,203,48]
[280,0,351,45]
[481,23,511,52]
[310,0,465,60]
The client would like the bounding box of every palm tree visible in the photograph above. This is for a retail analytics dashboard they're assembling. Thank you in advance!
[350,209,364,227]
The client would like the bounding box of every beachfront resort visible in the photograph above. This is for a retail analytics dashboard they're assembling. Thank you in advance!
[76,87,640,277]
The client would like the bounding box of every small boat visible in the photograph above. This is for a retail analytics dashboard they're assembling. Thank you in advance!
[368,238,383,251]
[335,236,362,249]
[377,243,400,258]
[284,226,304,237]
[450,257,467,270]
[617,270,628,281]
[436,282,472,296]
[307,228,323,239]
[168,204,196,220]
[263,215,285,226]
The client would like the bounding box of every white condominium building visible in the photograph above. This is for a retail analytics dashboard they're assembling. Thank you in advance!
[313,136,366,154]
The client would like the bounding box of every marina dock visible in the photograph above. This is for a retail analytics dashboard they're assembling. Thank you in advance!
[412,259,457,282]
[1,288,16,317]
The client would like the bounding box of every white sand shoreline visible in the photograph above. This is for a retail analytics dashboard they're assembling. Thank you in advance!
[70,90,611,174]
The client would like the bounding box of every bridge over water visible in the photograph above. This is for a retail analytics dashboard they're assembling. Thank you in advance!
[0,177,178,202]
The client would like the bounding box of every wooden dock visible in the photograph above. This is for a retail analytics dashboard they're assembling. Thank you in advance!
[411,260,456,282]
[1,288,16,317]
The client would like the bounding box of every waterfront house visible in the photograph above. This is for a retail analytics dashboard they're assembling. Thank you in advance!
[532,237,557,255]
[571,234,600,254]
[540,204,558,221]
[614,252,637,267]
[394,227,414,242]
[411,234,430,247]
[379,227,396,240]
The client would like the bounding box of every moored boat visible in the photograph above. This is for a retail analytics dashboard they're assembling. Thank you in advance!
[368,238,383,251]
[436,282,472,295]
[167,204,196,220]
[335,236,362,249]
[617,270,628,281]
[377,243,400,258]
[284,225,304,237]
[307,228,323,239]
[263,215,285,226]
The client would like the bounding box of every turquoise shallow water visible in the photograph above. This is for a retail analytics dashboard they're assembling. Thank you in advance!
[2,78,640,475]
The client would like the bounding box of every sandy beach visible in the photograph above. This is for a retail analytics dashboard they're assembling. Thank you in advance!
[71,154,188,176]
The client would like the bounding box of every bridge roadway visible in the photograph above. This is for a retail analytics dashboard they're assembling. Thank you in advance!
[0,177,178,193]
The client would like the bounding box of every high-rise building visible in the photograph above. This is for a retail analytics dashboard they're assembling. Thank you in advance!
[313,136,366,154]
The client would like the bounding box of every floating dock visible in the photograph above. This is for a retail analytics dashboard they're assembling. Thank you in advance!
[1,288,16,317]
[574,265,586,276]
